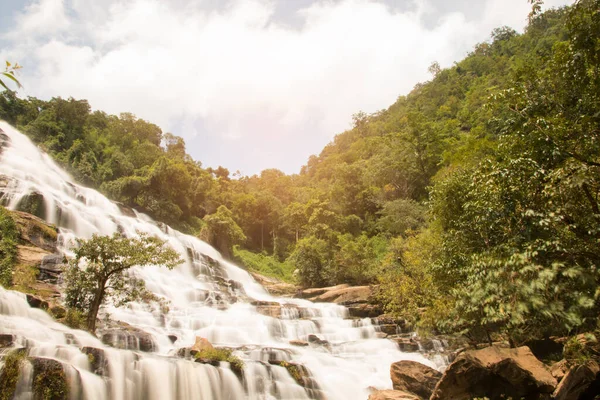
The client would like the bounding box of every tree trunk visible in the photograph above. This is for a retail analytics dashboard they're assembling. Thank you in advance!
[87,281,106,333]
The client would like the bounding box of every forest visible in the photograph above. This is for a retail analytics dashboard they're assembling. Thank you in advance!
[1,0,598,347]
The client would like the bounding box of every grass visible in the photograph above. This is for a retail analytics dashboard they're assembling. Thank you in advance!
[233,246,296,283]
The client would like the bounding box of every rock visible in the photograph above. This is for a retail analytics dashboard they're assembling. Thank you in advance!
[551,359,570,382]
[38,254,65,283]
[0,131,9,154]
[375,332,388,339]
[391,360,442,399]
[81,347,109,376]
[311,285,373,304]
[18,245,50,269]
[168,335,178,344]
[49,305,66,319]
[525,338,565,361]
[30,357,69,400]
[372,314,407,326]
[26,294,49,310]
[249,272,297,297]
[101,326,157,352]
[269,360,315,390]
[379,324,398,336]
[347,303,382,318]
[192,337,214,353]
[295,284,350,299]
[289,340,309,347]
[252,300,284,318]
[11,211,58,252]
[0,348,27,399]
[430,346,557,400]
[0,334,16,348]
[390,360,438,392]
[307,334,329,347]
[116,202,137,218]
[368,389,421,400]
[392,337,420,353]
[553,360,600,400]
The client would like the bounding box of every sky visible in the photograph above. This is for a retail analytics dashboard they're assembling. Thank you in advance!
[0,0,573,176]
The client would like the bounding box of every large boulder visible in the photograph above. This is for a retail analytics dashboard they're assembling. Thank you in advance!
[11,211,58,252]
[550,359,570,382]
[553,360,600,400]
[251,300,283,318]
[30,357,69,400]
[100,325,157,352]
[391,360,442,399]
[368,389,421,400]
[347,303,383,318]
[38,254,66,283]
[295,284,350,299]
[310,285,372,304]
[191,337,214,353]
[430,345,557,400]
[81,347,110,376]
[249,272,297,297]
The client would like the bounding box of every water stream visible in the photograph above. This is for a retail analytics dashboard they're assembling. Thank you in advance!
[0,121,438,400]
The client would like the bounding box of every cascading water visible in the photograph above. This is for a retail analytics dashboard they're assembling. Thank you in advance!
[0,121,439,400]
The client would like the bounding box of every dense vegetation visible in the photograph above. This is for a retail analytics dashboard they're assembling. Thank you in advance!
[0,206,19,287]
[1,0,598,345]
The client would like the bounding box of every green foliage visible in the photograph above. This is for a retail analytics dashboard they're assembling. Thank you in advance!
[32,359,69,400]
[2,0,597,349]
[279,361,304,385]
[194,347,244,375]
[0,349,26,400]
[0,61,22,92]
[64,232,182,331]
[287,236,332,287]
[201,205,246,258]
[378,229,442,327]
[563,334,597,365]
[62,308,87,330]
[424,0,600,343]
[0,206,19,287]
[232,246,295,283]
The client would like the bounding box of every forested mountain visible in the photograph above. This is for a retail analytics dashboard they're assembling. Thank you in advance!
[1,0,598,344]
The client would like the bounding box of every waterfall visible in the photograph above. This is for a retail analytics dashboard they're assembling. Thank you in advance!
[0,121,436,399]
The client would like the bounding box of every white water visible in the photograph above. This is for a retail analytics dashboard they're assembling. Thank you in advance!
[0,121,438,400]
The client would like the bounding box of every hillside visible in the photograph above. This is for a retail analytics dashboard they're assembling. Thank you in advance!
[1,0,599,346]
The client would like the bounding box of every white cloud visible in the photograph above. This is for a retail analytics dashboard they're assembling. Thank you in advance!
[8,0,70,38]
[2,0,574,174]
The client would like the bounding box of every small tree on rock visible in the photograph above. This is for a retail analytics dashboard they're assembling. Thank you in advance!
[64,232,182,332]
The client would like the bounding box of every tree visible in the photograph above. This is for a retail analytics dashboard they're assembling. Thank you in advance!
[64,232,182,332]
[287,235,332,287]
[201,205,246,259]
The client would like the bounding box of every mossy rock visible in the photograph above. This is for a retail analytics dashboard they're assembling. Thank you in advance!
[194,347,245,379]
[269,360,312,388]
[81,347,110,376]
[15,192,47,220]
[11,211,58,252]
[0,348,27,400]
[30,357,69,400]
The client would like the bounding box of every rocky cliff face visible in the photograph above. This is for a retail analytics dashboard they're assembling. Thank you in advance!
[5,210,66,315]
